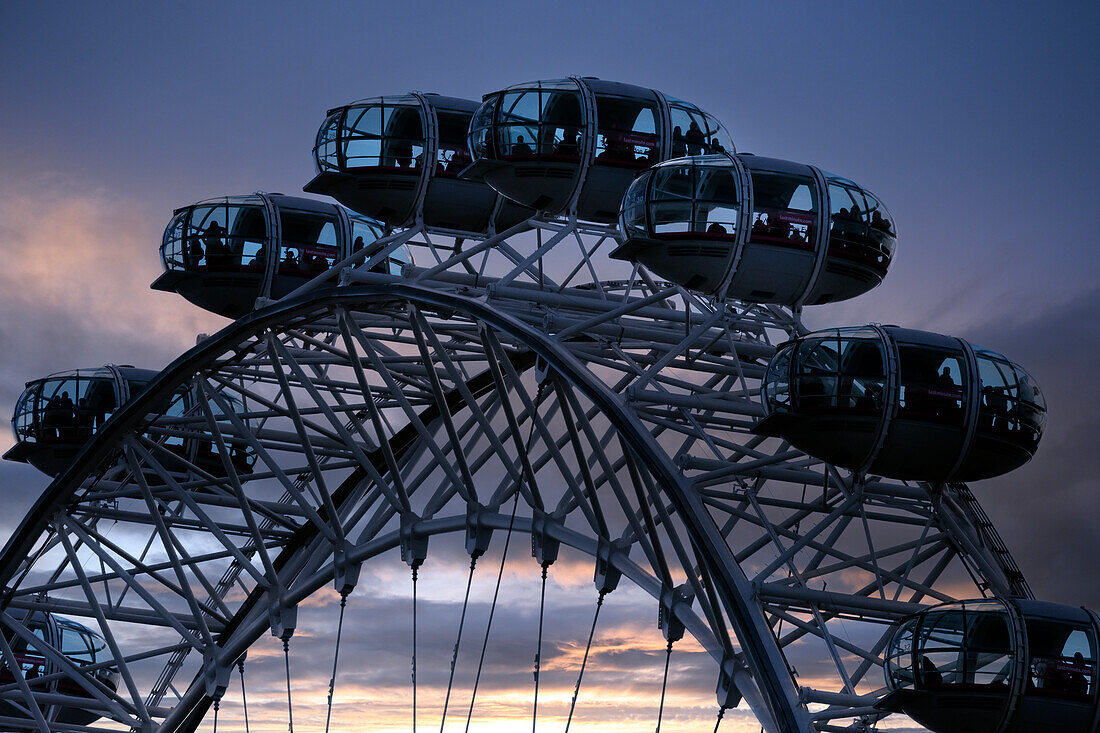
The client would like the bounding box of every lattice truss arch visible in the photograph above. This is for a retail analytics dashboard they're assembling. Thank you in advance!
[0,219,1029,733]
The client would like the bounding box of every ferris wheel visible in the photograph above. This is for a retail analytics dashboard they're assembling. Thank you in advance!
[1,77,1096,733]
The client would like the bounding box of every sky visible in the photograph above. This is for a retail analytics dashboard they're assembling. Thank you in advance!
[1,2,1098,731]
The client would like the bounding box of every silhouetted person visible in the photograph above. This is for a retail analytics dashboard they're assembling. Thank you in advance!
[671,126,686,156]
[282,248,299,270]
[57,390,75,438]
[186,236,204,268]
[1069,652,1090,695]
[511,135,533,156]
[982,385,1009,431]
[872,209,892,234]
[390,139,413,168]
[751,213,768,237]
[75,397,94,438]
[352,235,365,252]
[935,366,956,388]
[554,128,579,157]
[203,221,228,266]
[707,222,727,235]
[249,242,268,268]
[921,656,943,687]
[684,120,705,154]
[42,394,64,439]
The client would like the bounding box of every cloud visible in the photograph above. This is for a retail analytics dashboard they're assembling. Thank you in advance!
[959,287,1100,607]
[0,179,227,459]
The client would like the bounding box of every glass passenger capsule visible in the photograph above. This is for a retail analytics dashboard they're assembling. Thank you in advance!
[305,92,532,232]
[151,193,409,319]
[4,366,257,479]
[880,598,1099,732]
[613,154,896,305]
[465,77,734,223]
[756,326,1045,482]
[1,610,120,726]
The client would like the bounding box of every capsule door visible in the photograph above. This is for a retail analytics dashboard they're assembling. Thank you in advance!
[420,106,499,232]
[1010,613,1098,732]
[471,82,587,214]
[726,165,820,303]
[269,206,341,299]
[871,340,969,481]
[577,90,662,222]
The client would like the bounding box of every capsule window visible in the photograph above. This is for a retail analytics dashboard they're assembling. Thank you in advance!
[897,346,967,424]
[913,608,1014,688]
[702,113,734,154]
[5,619,48,667]
[695,167,739,235]
[278,211,338,276]
[749,171,817,249]
[16,375,118,443]
[497,85,584,160]
[59,623,95,665]
[339,102,426,170]
[918,610,967,686]
[351,218,384,255]
[436,111,474,175]
[646,164,739,236]
[668,102,728,156]
[181,203,268,271]
[162,211,189,271]
[886,617,918,687]
[593,94,660,167]
[1025,619,1095,699]
[863,190,896,238]
[784,331,886,413]
[794,336,840,410]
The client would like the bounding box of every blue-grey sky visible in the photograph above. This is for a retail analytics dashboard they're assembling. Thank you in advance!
[1,3,1098,729]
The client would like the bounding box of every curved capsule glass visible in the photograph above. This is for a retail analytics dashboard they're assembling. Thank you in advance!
[153,194,389,319]
[308,93,531,232]
[315,95,427,172]
[6,366,155,476]
[881,599,1098,733]
[466,77,734,223]
[4,365,259,479]
[614,155,897,305]
[756,326,1045,482]
[1,611,120,727]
